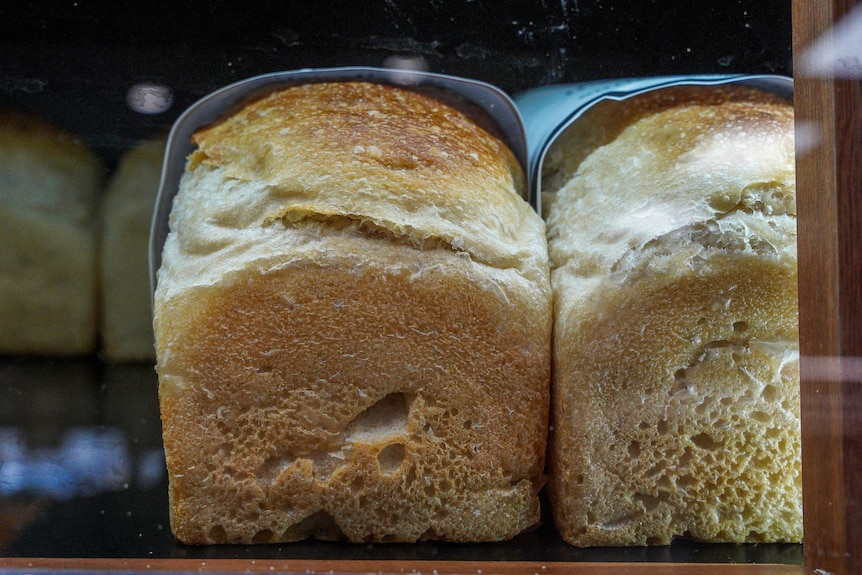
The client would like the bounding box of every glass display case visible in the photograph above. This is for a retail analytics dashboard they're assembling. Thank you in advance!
[1,1,859,573]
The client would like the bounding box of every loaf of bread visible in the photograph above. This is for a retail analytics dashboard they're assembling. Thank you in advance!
[544,87,801,546]
[0,112,103,356]
[100,137,165,362]
[154,81,552,544]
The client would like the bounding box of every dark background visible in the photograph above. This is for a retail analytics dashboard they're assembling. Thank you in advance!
[0,0,792,168]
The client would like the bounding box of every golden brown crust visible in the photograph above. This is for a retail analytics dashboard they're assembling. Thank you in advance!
[192,82,524,196]
[168,82,543,285]
[155,82,551,544]
[541,84,791,195]
[545,92,800,546]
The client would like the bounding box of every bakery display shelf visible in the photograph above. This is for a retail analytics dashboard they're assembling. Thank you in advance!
[0,360,805,574]
[0,559,810,575]
[2,0,860,572]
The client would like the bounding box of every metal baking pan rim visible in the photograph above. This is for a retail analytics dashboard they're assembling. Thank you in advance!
[149,66,530,297]
[517,73,794,217]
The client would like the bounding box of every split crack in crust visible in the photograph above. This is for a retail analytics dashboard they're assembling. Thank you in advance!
[273,212,464,258]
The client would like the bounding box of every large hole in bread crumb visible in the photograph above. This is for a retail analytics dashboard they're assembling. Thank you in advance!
[421,527,442,541]
[733,321,749,333]
[377,443,406,475]
[208,525,227,542]
[344,392,413,444]
[677,474,697,490]
[669,369,689,397]
[751,410,772,423]
[761,384,778,403]
[258,453,295,482]
[284,510,343,541]
[635,492,667,512]
[276,213,456,253]
[309,452,343,481]
[252,529,274,544]
[691,432,722,450]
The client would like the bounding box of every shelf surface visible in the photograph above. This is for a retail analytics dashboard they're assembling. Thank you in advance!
[0,360,803,572]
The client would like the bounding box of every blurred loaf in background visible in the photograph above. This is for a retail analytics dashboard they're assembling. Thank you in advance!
[100,137,165,362]
[0,112,103,357]
[544,86,801,546]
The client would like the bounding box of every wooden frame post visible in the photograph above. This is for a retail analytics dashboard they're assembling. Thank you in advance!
[792,0,862,573]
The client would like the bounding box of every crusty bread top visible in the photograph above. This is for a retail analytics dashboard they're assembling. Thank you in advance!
[176,82,542,280]
[541,85,792,195]
[545,94,796,289]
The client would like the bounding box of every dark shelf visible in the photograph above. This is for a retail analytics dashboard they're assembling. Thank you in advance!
[0,360,802,565]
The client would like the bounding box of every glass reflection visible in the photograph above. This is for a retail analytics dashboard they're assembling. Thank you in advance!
[0,426,164,500]
[125,83,173,114]
[798,4,862,78]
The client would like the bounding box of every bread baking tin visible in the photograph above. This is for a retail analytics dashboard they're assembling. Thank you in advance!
[515,74,793,216]
[149,67,530,295]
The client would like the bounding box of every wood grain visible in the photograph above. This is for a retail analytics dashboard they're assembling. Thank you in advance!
[792,0,862,573]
